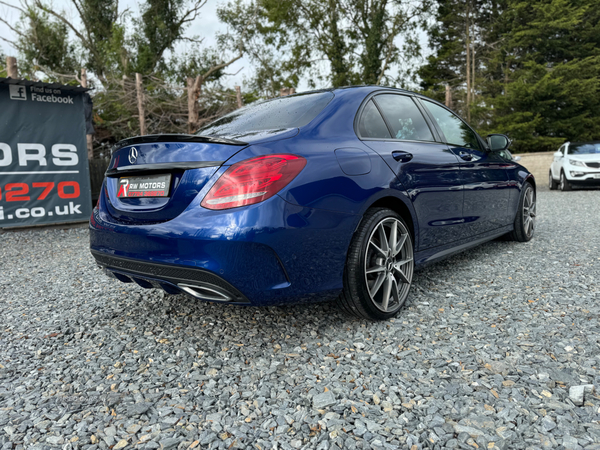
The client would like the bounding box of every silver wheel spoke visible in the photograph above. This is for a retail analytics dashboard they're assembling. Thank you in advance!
[378,223,389,253]
[395,257,413,267]
[394,265,410,283]
[366,265,385,274]
[390,276,400,304]
[388,223,398,258]
[370,241,386,257]
[393,233,407,257]
[369,273,386,297]
[381,275,392,311]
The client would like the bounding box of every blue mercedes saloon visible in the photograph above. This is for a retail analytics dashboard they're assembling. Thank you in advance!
[90,86,536,320]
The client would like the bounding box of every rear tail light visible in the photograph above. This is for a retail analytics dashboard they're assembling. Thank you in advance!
[201,154,306,210]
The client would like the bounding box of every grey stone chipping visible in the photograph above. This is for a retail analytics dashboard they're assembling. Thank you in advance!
[1,189,600,450]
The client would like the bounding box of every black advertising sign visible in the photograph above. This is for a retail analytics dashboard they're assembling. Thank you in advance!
[0,82,92,228]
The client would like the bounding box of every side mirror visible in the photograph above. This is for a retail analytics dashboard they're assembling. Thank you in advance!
[554,151,563,158]
[487,134,511,152]
[512,155,521,162]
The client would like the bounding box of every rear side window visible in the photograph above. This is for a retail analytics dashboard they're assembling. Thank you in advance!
[374,94,434,141]
[197,92,334,136]
[422,100,481,150]
[358,100,391,138]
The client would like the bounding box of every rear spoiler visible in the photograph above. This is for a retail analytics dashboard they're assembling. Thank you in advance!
[112,134,248,152]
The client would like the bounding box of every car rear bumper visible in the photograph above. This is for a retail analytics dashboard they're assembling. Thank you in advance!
[91,250,251,303]
[89,193,360,306]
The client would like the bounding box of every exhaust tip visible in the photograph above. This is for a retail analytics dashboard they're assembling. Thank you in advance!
[178,283,232,302]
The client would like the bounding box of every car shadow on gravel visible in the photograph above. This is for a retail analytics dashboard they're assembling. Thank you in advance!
[112,233,524,334]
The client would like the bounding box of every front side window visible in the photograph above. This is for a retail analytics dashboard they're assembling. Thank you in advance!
[374,94,434,142]
[358,100,391,139]
[197,91,334,136]
[423,100,481,150]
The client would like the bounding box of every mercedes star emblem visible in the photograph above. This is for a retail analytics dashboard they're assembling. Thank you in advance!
[129,147,138,164]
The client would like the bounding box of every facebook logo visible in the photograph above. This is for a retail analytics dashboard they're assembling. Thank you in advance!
[9,85,27,101]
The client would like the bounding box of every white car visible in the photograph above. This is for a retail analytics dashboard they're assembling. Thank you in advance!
[549,141,600,191]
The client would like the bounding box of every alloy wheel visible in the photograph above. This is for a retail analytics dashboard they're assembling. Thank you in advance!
[522,186,536,238]
[560,172,570,191]
[364,217,413,313]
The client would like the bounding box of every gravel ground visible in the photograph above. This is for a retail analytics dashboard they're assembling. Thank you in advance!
[1,189,599,450]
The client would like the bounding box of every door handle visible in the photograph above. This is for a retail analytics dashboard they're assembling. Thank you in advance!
[458,151,473,161]
[392,151,413,162]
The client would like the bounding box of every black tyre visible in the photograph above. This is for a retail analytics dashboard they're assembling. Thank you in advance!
[507,182,536,242]
[560,171,572,191]
[549,170,558,190]
[339,208,414,320]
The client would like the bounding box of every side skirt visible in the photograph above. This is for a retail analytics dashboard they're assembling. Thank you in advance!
[414,224,513,268]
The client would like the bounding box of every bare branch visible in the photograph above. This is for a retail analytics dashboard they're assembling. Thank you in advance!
[0,0,24,11]
[0,16,27,39]
[220,66,244,77]
[200,52,243,85]
[0,34,16,46]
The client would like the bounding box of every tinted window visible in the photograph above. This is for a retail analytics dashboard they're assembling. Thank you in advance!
[423,100,480,149]
[197,92,334,136]
[568,142,600,154]
[374,94,434,141]
[358,100,391,138]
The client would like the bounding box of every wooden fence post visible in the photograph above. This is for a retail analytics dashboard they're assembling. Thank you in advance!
[6,56,18,78]
[279,87,296,97]
[235,86,243,109]
[80,68,94,160]
[135,73,146,136]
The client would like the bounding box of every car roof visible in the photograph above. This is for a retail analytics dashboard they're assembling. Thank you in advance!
[302,85,420,97]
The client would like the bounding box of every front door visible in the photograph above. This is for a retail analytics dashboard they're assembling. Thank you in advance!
[357,93,465,250]
[420,100,511,235]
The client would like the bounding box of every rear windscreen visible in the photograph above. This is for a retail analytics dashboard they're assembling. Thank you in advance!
[197,92,334,136]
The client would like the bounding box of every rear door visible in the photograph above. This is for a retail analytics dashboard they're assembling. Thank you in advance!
[419,99,511,234]
[358,93,465,251]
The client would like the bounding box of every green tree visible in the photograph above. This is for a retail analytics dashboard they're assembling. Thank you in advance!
[133,0,208,74]
[483,0,600,152]
[0,50,6,77]
[219,0,430,92]
[418,0,501,121]
[17,8,79,82]
[1,0,246,146]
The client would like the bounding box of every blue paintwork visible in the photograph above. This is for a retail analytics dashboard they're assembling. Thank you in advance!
[90,86,534,306]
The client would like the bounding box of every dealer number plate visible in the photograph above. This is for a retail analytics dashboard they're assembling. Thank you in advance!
[117,174,171,198]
